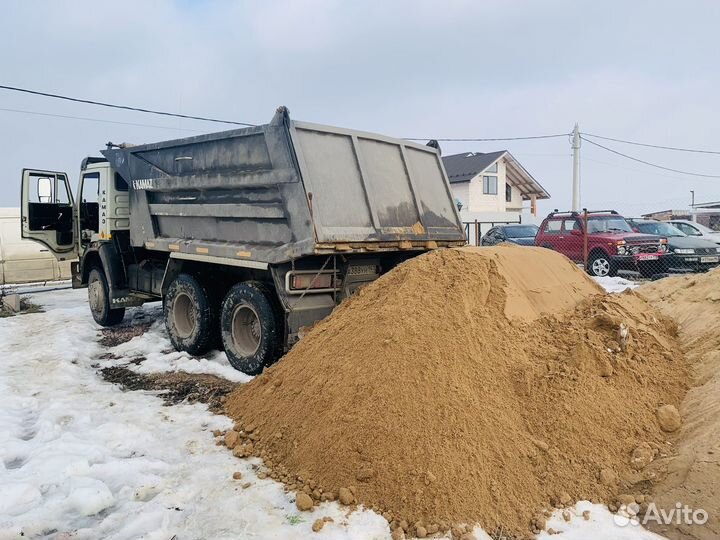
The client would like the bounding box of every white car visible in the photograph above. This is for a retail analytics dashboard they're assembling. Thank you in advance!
[666,219,720,245]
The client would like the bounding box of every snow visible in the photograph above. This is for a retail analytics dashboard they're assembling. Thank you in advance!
[594,276,640,293]
[0,288,668,539]
[538,501,667,539]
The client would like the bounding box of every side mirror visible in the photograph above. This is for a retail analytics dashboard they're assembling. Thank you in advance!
[570,228,583,236]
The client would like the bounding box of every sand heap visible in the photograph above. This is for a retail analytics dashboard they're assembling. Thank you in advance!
[639,269,720,540]
[225,246,687,538]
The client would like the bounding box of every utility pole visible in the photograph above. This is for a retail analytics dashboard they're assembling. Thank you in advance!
[690,190,696,222]
[571,123,581,211]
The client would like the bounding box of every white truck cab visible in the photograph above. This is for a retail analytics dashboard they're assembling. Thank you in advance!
[21,159,130,263]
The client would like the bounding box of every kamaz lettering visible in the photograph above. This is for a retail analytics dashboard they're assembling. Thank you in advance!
[132,179,154,190]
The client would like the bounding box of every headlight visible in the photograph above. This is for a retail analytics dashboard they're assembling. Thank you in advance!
[674,248,695,254]
[617,246,627,255]
[715,248,720,253]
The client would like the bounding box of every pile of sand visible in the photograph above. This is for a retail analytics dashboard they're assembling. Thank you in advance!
[225,246,687,537]
[639,270,720,540]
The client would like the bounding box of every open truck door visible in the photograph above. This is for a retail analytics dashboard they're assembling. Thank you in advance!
[20,169,77,260]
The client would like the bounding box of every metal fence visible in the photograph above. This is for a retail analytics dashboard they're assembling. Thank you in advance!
[532,210,720,281]
[463,210,720,281]
[463,219,521,247]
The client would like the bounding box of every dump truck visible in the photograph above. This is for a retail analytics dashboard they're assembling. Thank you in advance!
[20,107,465,374]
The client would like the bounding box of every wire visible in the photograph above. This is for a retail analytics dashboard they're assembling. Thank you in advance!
[580,136,720,178]
[0,84,256,127]
[582,132,720,155]
[0,107,205,132]
[404,133,569,142]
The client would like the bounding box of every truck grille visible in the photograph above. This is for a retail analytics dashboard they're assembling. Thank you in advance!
[629,243,660,254]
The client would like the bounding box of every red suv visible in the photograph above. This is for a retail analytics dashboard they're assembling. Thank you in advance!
[535,210,667,277]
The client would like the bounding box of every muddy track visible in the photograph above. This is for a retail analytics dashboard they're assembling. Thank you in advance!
[101,366,238,413]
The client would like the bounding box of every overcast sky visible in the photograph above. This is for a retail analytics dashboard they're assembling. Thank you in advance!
[2,0,719,216]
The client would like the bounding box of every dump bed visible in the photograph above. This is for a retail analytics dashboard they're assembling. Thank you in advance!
[102,107,464,265]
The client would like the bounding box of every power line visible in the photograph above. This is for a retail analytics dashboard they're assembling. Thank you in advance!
[0,107,205,132]
[582,132,720,155]
[404,133,569,142]
[0,84,256,127]
[581,136,720,179]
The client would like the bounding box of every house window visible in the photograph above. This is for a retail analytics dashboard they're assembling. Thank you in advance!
[485,162,498,173]
[505,184,512,203]
[483,175,498,195]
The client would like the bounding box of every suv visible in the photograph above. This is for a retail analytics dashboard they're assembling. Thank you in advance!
[536,210,667,277]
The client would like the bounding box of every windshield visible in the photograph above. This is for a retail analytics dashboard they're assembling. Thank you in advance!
[587,216,633,234]
[635,222,686,237]
[688,221,718,234]
[503,225,538,238]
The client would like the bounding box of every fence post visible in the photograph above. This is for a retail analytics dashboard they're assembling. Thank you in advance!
[474,220,479,246]
[582,208,589,272]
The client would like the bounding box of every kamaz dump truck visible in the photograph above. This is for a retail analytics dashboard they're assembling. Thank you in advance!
[20,107,465,374]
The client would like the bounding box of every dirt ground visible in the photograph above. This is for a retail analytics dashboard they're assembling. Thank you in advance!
[100,366,237,413]
[639,271,720,540]
[99,322,154,347]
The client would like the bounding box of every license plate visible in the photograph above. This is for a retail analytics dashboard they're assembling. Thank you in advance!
[701,256,719,263]
[636,254,658,261]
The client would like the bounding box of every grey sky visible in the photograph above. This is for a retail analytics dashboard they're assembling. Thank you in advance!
[2,0,719,215]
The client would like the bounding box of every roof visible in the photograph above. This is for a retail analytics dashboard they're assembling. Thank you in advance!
[442,150,550,200]
[442,150,507,184]
[693,201,720,209]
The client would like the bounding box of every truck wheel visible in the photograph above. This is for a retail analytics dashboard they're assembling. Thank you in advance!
[88,267,125,326]
[220,282,282,375]
[164,273,215,355]
[588,252,616,277]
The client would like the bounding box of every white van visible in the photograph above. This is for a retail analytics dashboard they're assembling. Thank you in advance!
[0,208,74,285]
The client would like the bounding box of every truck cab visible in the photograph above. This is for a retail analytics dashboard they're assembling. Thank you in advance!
[21,159,134,321]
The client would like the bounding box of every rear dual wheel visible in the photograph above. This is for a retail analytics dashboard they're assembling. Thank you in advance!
[164,273,217,356]
[220,282,283,376]
[164,275,282,375]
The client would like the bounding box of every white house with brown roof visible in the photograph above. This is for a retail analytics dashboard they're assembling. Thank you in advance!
[441,150,550,242]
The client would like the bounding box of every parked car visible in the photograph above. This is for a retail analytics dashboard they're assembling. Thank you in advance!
[0,207,74,285]
[665,219,720,244]
[535,210,667,277]
[480,224,539,246]
[628,219,720,273]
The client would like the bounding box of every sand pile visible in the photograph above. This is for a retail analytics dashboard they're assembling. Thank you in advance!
[225,246,687,537]
[639,270,720,540]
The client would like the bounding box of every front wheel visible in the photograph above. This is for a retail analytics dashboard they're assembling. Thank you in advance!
[221,282,283,375]
[587,252,616,277]
[88,267,125,326]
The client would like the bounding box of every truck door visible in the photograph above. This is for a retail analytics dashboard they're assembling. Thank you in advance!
[20,169,77,260]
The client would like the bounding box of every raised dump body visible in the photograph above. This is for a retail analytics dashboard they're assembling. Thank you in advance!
[102,107,464,265]
[21,107,466,375]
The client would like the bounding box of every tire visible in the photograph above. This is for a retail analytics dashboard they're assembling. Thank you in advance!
[88,267,125,326]
[164,273,216,355]
[588,252,616,277]
[220,282,283,375]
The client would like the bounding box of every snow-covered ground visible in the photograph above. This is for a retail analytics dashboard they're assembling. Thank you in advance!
[0,288,665,540]
[593,276,640,293]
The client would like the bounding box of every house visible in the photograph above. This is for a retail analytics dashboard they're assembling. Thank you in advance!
[441,150,550,243]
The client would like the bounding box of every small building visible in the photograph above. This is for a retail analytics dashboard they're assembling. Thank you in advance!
[441,150,550,243]
[642,203,720,231]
